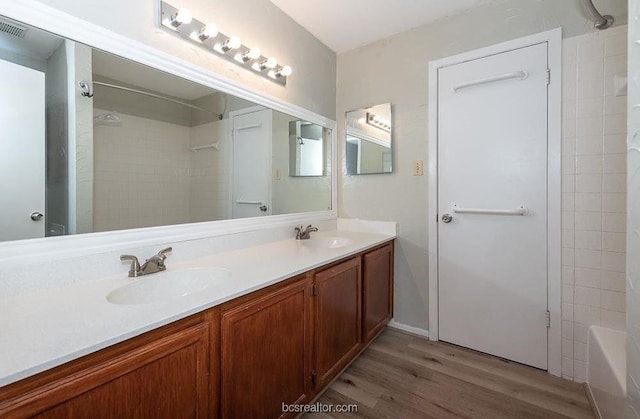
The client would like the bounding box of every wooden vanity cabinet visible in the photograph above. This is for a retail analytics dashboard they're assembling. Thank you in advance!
[219,274,313,419]
[0,240,394,419]
[313,257,362,389]
[362,243,394,344]
[0,313,215,419]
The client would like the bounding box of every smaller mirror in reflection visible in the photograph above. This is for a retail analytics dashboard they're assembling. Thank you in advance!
[345,103,392,175]
[289,121,326,177]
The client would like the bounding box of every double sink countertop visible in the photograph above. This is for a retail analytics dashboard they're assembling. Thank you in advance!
[0,228,395,387]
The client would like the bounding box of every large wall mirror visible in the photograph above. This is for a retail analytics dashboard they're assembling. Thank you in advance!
[345,103,392,175]
[0,15,332,243]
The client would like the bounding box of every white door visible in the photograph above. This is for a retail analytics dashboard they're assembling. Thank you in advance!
[0,59,46,241]
[231,108,272,219]
[437,43,548,369]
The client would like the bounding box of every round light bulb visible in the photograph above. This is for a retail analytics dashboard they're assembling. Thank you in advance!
[279,65,292,76]
[227,36,242,50]
[200,23,218,39]
[265,57,277,69]
[247,47,261,60]
[174,8,193,25]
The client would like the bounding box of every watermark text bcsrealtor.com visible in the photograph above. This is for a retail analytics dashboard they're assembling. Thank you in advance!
[282,402,358,414]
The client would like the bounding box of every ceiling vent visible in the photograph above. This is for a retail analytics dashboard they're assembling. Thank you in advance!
[0,18,27,38]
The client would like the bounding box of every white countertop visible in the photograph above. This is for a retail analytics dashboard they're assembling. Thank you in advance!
[0,229,395,387]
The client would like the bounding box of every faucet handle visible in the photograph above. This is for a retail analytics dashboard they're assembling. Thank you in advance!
[156,247,173,258]
[155,247,173,266]
[120,255,141,278]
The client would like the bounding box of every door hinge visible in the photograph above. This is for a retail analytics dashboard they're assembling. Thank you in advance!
[545,68,551,85]
[311,284,317,296]
[310,370,317,385]
[546,310,551,328]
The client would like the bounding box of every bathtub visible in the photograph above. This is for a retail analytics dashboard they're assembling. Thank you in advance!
[587,326,626,419]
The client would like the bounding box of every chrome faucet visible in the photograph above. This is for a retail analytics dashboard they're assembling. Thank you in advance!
[120,247,172,278]
[295,225,318,240]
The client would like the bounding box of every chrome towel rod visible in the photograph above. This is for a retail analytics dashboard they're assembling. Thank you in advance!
[583,0,614,30]
[453,71,528,92]
[453,205,529,216]
[235,200,263,205]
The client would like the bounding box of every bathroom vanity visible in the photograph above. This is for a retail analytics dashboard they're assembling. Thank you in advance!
[0,235,394,418]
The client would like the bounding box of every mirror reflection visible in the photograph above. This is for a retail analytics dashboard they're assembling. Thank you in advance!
[0,16,332,242]
[345,103,393,175]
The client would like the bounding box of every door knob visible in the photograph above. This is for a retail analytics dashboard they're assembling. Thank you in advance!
[259,205,268,212]
[441,214,453,223]
[30,211,44,221]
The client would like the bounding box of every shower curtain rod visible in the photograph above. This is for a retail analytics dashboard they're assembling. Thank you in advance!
[92,81,223,120]
[582,0,614,30]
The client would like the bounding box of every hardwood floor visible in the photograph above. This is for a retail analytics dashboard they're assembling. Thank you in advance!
[305,328,595,419]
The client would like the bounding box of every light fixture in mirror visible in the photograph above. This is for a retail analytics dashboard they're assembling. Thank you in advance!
[0,15,332,243]
[345,103,393,175]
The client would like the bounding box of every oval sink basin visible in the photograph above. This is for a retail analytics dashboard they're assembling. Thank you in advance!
[301,237,353,249]
[107,267,231,305]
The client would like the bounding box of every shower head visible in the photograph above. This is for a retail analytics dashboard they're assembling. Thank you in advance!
[94,112,122,126]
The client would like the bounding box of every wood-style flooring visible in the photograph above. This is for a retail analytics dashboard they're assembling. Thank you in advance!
[305,328,594,419]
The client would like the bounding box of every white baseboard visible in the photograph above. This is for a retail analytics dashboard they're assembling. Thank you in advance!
[388,320,430,338]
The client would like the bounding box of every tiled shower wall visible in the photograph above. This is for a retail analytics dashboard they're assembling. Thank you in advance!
[627,0,640,415]
[561,26,628,382]
[93,111,193,231]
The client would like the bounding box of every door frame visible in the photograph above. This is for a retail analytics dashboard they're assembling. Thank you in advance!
[228,105,273,219]
[427,28,562,376]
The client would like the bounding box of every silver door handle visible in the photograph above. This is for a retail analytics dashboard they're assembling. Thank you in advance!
[30,211,44,221]
[442,214,453,223]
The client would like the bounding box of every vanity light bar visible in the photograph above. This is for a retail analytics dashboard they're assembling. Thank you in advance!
[366,112,391,132]
[159,1,291,86]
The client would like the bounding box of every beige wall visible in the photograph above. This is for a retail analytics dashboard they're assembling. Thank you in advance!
[337,0,628,331]
[33,0,336,119]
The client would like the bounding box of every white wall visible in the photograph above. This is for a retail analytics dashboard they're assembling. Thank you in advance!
[337,0,628,332]
[627,1,640,416]
[32,0,336,119]
[561,26,628,382]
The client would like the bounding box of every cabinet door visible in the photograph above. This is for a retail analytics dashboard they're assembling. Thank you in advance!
[0,321,211,419]
[221,277,312,419]
[314,257,362,389]
[363,243,394,343]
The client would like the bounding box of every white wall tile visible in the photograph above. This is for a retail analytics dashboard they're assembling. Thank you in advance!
[600,309,626,330]
[576,155,603,174]
[574,211,602,231]
[574,341,587,362]
[575,286,601,307]
[574,323,589,343]
[575,267,601,288]
[575,230,602,250]
[575,193,602,212]
[574,360,587,382]
[574,304,600,325]
[601,271,626,292]
[601,290,626,312]
[575,173,603,193]
[603,154,627,173]
[602,193,627,213]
